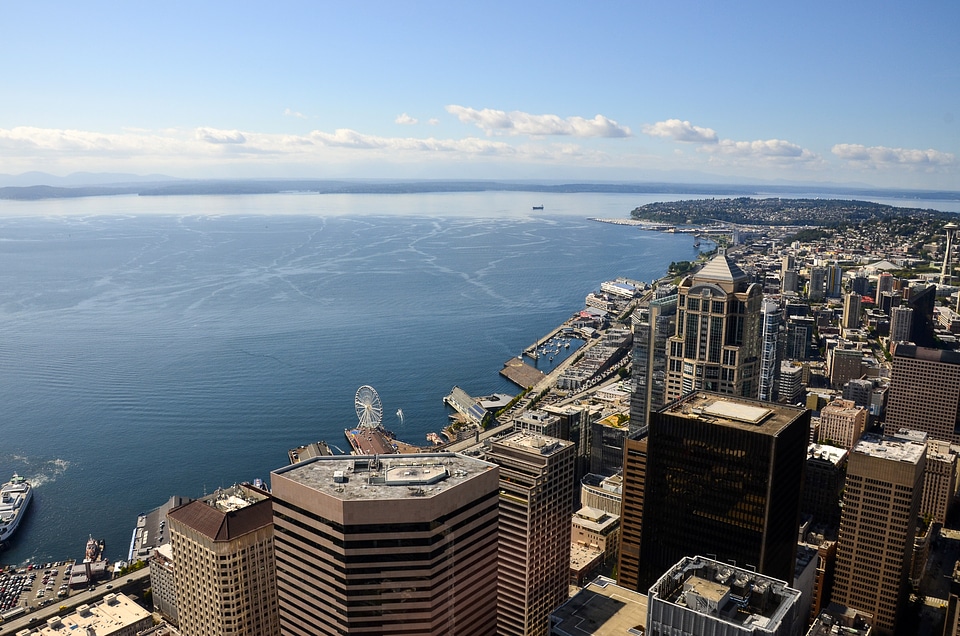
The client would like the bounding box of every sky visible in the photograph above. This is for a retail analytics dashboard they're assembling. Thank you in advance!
[2,1,959,190]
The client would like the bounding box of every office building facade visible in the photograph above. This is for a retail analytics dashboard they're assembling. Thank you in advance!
[833,431,926,635]
[271,454,499,636]
[623,392,808,592]
[758,299,781,402]
[167,484,280,636]
[885,343,960,442]
[630,293,677,436]
[664,253,762,402]
[817,398,867,450]
[484,433,575,636]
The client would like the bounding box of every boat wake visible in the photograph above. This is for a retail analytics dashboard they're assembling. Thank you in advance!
[0,455,70,488]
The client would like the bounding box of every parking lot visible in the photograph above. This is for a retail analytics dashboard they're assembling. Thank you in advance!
[0,560,76,615]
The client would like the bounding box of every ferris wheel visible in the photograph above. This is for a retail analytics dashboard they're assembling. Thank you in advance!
[355,385,384,429]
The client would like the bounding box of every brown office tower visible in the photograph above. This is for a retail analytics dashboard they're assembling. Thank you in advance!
[484,432,575,636]
[622,392,808,593]
[615,437,648,591]
[885,343,960,442]
[664,251,762,402]
[833,430,926,635]
[270,453,499,636]
[167,483,280,636]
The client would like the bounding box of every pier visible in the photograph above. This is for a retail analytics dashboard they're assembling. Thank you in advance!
[443,385,490,426]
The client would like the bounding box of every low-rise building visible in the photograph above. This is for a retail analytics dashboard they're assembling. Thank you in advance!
[580,473,622,516]
[22,593,152,636]
[647,555,802,636]
[550,576,648,636]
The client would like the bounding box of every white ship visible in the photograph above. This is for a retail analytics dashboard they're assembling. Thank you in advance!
[0,473,32,543]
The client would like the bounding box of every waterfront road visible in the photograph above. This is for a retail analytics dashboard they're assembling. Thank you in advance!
[0,566,151,634]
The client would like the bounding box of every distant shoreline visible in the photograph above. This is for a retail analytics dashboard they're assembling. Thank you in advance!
[2,179,959,202]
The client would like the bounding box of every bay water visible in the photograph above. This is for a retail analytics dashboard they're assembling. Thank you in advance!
[0,192,697,565]
[1,189,956,566]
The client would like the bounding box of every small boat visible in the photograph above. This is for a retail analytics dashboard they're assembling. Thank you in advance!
[532,205,544,210]
[84,535,105,562]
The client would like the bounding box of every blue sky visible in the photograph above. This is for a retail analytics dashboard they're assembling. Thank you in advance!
[2,1,958,189]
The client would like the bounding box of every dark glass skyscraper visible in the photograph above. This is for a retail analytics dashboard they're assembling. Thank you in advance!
[620,392,809,592]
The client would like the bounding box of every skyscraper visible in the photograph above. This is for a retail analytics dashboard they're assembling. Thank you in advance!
[630,293,677,436]
[889,305,914,344]
[620,392,808,592]
[833,431,926,635]
[167,483,280,636]
[885,343,960,443]
[270,453,499,636]
[758,299,781,402]
[809,267,827,302]
[664,252,762,402]
[616,437,648,591]
[484,432,575,636]
[785,315,816,360]
[827,263,844,298]
[842,291,862,331]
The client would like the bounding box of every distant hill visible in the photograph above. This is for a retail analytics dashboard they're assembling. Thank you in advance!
[630,197,955,226]
[1,177,958,202]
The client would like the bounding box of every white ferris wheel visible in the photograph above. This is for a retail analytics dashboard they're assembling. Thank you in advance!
[355,385,384,429]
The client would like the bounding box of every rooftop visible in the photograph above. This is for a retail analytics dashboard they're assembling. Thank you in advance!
[807,444,848,466]
[24,593,151,635]
[649,556,800,631]
[167,483,272,541]
[852,431,926,464]
[695,252,749,285]
[550,576,648,636]
[271,452,497,501]
[662,392,807,436]
[492,431,572,456]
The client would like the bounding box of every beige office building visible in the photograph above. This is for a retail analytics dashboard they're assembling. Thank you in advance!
[664,252,762,402]
[270,453,499,636]
[923,439,957,524]
[817,398,867,450]
[885,343,960,442]
[833,430,926,635]
[23,593,152,636]
[167,483,279,636]
[484,432,575,636]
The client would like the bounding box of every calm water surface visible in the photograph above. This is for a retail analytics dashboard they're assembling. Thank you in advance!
[0,192,695,564]
[0,189,955,565]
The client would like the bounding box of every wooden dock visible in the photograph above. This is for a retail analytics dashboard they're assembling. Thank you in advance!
[500,357,546,389]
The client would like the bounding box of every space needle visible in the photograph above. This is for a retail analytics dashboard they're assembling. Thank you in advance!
[941,221,959,286]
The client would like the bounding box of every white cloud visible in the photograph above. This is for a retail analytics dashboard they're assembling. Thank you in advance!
[284,108,307,120]
[699,138,820,163]
[642,119,718,143]
[445,105,631,138]
[428,118,440,126]
[832,144,956,168]
[196,128,246,144]
[395,113,418,125]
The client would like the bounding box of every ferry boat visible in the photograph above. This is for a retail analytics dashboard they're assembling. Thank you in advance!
[0,474,32,543]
